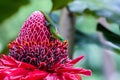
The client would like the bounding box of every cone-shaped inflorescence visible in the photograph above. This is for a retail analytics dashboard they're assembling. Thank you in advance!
[9,11,68,72]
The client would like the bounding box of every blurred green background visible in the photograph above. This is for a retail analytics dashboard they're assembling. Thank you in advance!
[0,0,120,80]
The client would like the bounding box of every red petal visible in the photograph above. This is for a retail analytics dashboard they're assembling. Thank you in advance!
[0,55,36,69]
[44,73,61,80]
[57,67,92,76]
[17,61,36,69]
[74,74,82,80]
[69,56,84,65]
[0,55,18,67]
[25,69,48,80]
[0,68,29,80]
[0,55,48,80]
[63,73,82,80]
[0,68,48,80]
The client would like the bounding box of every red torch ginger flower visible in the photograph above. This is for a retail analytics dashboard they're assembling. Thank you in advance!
[0,11,91,80]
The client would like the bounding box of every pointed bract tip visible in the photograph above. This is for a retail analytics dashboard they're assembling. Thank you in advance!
[70,55,85,65]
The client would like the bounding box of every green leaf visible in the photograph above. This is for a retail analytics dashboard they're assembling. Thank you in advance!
[76,14,97,34]
[69,0,120,24]
[97,23,120,54]
[108,23,120,35]
[97,23,120,45]
[75,29,120,54]
[51,0,73,11]
[0,0,29,23]
[113,48,120,54]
